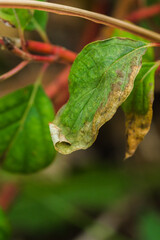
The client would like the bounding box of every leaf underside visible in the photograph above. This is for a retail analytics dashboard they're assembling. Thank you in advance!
[50,38,147,154]
[122,62,158,159]
[0,85,56,173]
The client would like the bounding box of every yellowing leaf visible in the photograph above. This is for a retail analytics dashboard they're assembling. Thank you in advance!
[50,38,147,154]
[122,62,159,159]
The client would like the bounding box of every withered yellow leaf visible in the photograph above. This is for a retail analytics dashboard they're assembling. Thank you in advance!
[122,62,158,159]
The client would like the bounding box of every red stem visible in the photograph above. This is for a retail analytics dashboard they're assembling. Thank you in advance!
[0,37,77,64]
[0,183,19,211]
[149,42,160,47]
[126,3,160,23]
[0,61,29,82]
[10,44,59,63]
[26,40,77,63]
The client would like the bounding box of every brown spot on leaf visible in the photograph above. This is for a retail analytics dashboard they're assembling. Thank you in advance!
[116,70,124,78]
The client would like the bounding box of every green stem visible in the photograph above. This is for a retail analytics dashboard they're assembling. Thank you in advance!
[0,0,159,42]
[31,17,50,43]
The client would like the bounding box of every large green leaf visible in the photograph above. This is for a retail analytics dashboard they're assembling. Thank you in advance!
[0,0,48,31]
[122,62,158,158]
[0,208,10,240]
[0,84,56,173]
[50,38,147,154]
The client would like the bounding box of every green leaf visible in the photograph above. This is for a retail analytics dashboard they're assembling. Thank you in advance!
[138,211,160,240]
[50,38,147,154]
[0,0,48,31]
[122,62,158,158]
[0,84,56,173]
[112,28,154,62]
[24,0,48,31]
[0,208,10,240]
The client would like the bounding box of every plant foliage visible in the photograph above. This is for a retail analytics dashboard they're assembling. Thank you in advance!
[0,84,56,173]
[0,3,159,173]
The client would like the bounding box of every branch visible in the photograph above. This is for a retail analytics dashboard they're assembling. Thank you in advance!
[0,37,76,64]
[0,61,29,82]
[0,0,159,42]
[3,37,59,63]
[26,40,77,63]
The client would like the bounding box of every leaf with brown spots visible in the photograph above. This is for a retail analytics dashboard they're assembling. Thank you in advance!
[122,62,159,159]
[49,38,148,154]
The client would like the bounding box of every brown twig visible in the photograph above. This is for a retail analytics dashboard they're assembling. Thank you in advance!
[0,0,159,41]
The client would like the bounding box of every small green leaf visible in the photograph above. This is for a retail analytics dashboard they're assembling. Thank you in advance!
[24,0,48,31]
[0,0,48,31]
[50,38,147,154]
[0,208,10,240]
[122,62,158,158]
[112,28,154,62]
[0,84,56,173]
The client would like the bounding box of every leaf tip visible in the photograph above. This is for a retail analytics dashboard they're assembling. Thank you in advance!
[49,123,71,153]
[124,151,133,160]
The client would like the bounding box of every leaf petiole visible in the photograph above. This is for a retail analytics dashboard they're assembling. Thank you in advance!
[30,16,50,43]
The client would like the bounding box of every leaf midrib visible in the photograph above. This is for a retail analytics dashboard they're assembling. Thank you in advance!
[69,44,147,131]
[1,81,40,161]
